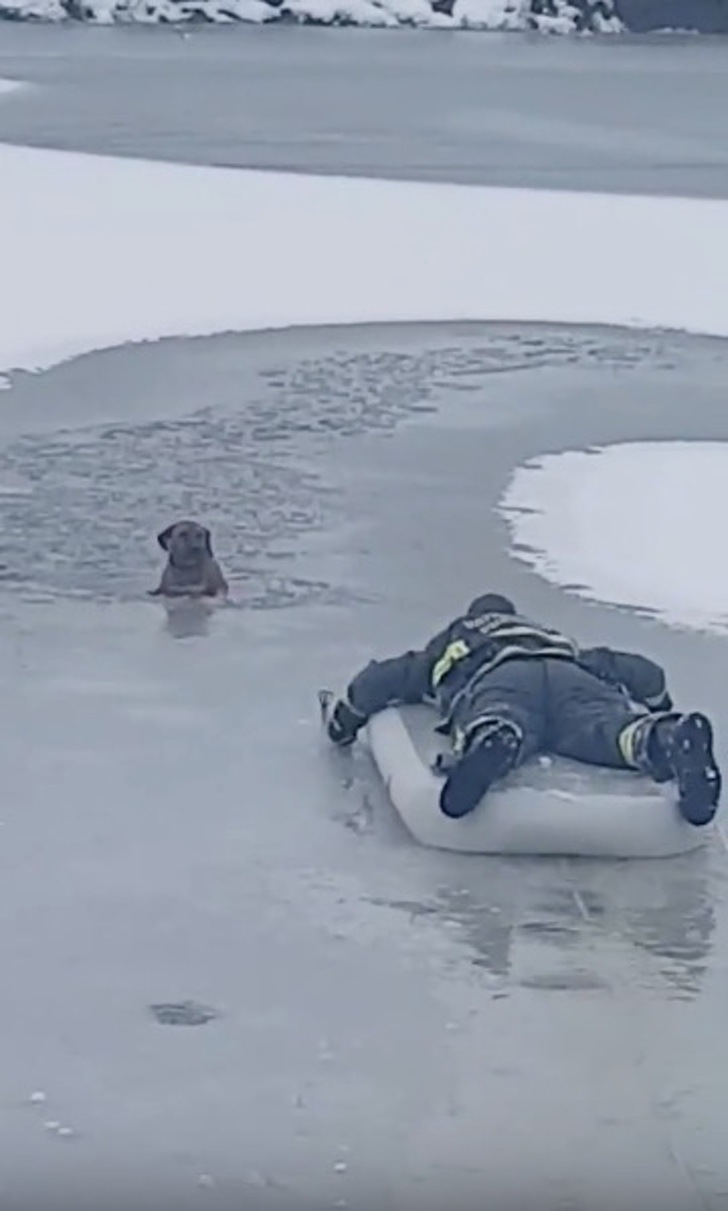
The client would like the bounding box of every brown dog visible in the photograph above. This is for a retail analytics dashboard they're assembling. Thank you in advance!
[149,520,229,599]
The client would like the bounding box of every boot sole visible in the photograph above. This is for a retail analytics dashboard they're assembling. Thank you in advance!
[672,713,721,826]
[439,724,520,819]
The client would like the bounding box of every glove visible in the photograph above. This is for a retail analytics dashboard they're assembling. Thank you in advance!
[326,698,365,747]
[432,751,458,776]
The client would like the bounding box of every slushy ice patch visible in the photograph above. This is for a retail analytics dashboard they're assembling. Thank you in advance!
[0,329,673,604]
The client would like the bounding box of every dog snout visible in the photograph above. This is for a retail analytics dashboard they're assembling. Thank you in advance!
[186,527,207,549]
[172,524,205,554]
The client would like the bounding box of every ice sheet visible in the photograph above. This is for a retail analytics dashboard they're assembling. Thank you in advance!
[2,139,728,387]
[500,440,728,636]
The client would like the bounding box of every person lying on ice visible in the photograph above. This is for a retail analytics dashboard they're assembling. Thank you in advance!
[325,593,721,826]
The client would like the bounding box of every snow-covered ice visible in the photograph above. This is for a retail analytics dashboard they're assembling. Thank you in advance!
[500,440,728,636]
[3,140,728,385]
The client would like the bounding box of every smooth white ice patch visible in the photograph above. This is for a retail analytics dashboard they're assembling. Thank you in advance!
[0,78,27,96]
[2,142,728,382]
[499,441,728,635]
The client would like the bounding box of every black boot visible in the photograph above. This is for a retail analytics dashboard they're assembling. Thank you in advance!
[641,713,722,826]
[439,719,521,819]
[665,713,721,826]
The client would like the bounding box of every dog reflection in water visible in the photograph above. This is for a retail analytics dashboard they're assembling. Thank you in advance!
[161,595,224,638]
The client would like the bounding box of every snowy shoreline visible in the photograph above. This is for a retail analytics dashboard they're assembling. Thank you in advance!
[0,0,625,31]
[3,0,726,35]
[5,0,728,36]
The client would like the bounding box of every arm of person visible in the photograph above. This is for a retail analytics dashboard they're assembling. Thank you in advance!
[326,627,451,747]
[578,646,673,712]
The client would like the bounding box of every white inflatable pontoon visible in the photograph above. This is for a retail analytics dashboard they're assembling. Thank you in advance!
[365,704,707,858]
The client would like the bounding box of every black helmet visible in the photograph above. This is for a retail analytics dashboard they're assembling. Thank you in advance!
[466,593,516,617]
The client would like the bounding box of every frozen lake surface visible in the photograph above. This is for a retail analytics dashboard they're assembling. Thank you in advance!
[3,320,728,1208]
[2,27,728,1210]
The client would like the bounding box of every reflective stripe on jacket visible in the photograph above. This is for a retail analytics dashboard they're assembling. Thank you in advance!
[431,611,578,690]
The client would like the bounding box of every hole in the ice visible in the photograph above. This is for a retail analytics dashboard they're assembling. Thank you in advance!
[149,1000,220,1026]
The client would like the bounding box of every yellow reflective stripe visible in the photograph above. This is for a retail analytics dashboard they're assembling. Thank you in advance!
[432,639,470,688]
[617,718,643,767]
[452,725,467,755]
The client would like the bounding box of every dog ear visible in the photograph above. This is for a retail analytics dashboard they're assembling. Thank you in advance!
[157,525,176,552]
[203,527,214,556]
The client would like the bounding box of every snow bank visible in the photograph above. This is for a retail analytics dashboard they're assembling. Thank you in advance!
[499,442,728,636]
[2,140,728,384]
[0,0,623,29]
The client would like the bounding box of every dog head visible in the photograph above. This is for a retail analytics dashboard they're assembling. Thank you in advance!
[157,520,213,568]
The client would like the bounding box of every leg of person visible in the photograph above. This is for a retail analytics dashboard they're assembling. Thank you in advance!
[546,659,721,826]
[440,658,546,819]
[624,712,721,826]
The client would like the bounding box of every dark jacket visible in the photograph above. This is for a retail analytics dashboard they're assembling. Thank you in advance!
[344,609,673,726]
